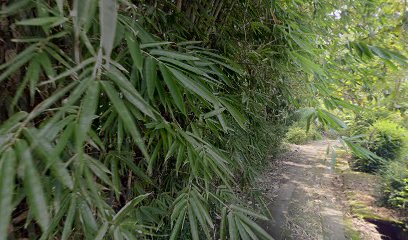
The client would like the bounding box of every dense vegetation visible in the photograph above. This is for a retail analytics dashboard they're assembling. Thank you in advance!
[284,123,323,145]
[0,0,406,239]
[334,1,408,211]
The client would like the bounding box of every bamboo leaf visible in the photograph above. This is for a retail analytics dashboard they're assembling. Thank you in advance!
[23,129,74,190]
[169,208,186,240]
[79,200,98,236]
[191,190,214,228]
[202,107,225,119]
[237,213,274,240]
[140,42,173,48]
[165,140,179,161]
[39,58,94,86]
[37,52,56,79]
[16,140,50,232]
[241,221,259,240]
[235,216,251,240]
[94,222,109,240]
[150,49,200,61]
[114,154,154,185]
[145,56,157,100]
[27,81,77,121]
[0,44,36,71]
[190,193,212,239]
[171,198,187,223]
[175,145,185,174]
[290,51,325,76]
[220,207,228,240]
[0,111,27,135]
[219,99,246,129]
[12,59,40,104]
[113,193,151,224]
[0,148,16,240]
[169,68,218,104]
[106,66,156,119]
[61,196,77,240]
[159,63,186,114]
[111,156,121,198]
[0,49,34,83]
[188,205,199,240]
[231,205,268,221]
[159,57,215,81]
[53,122,74,157]
[76,81,100,149]
[39,196,71,240]
[126,32,144,72]
[101,81,149,159]
[100,0,117,61]
[86,155,114,188]
[147,140,162,176]
[16,17,66,26]
[228,212,239,240]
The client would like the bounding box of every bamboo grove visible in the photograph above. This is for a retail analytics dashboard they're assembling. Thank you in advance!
[0,0,407,239]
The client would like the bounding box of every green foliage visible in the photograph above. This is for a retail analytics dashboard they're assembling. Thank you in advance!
[285,125,322,145]
[285,127,308,145]
[351,120,408,172]
[0,0,406,239]
[369,120,408,159]
[0,0,295,239]
[381,160,408,211]
[346,108,406,136]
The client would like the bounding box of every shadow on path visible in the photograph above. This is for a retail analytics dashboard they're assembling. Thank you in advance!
[258,140,346,240]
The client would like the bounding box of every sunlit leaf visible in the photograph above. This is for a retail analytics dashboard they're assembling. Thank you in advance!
[100,0,117,62]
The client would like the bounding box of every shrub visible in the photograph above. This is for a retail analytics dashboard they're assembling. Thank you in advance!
[284,125,322,145]
[285,127,308,144]
[381,160,408,211]
[347,108,404,136]
[308,127,324,141]
[352,120,408,172]
[370,120,408,159]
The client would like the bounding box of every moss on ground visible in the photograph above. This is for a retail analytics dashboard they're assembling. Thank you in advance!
[344,217,362,240]
[333,145,405,239]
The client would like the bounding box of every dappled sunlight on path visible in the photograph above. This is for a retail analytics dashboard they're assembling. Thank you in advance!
[258,140,346,240]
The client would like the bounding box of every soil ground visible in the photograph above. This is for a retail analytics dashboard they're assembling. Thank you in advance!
[257,140,406,240]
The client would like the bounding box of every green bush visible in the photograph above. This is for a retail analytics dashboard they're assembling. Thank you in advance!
[381,160,408,211]
[308,127,324,141]
[352,120,408,172]
[370,120,408,159]
[324,128,340,139]
[284,125,322,145]
[285,127,308,144]
[347,108,405,136]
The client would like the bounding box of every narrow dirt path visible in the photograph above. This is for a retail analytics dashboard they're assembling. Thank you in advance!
[258,140,347,240]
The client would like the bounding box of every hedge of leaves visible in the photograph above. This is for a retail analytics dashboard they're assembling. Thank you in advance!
[1,0,407,239]
[0,0,291,239]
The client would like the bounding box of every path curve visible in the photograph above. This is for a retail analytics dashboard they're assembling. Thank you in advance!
[258,140,347,240]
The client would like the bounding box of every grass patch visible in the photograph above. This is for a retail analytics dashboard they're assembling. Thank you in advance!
[344,217,362,240]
